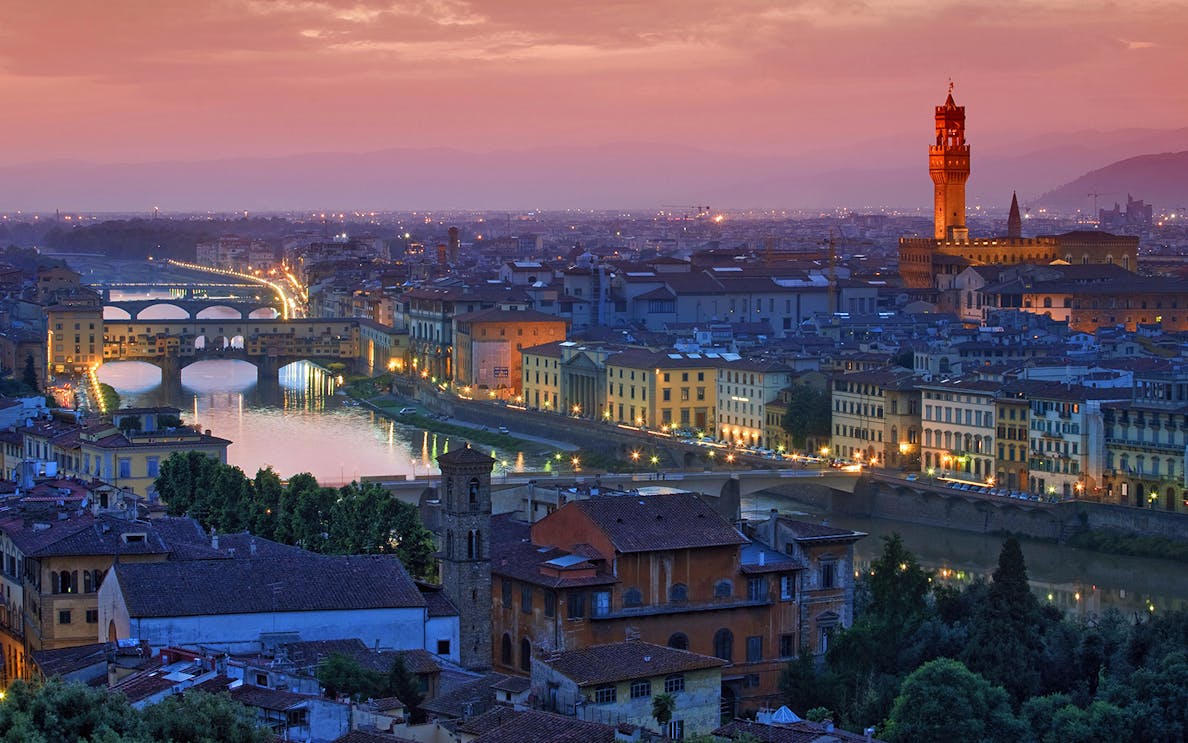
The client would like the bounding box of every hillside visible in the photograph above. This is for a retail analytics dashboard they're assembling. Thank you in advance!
[1034,151,1188,213]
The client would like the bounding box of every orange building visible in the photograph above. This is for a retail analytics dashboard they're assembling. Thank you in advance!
[452,309,567,396]
[490,492,864,716]
[898,89,1137,292]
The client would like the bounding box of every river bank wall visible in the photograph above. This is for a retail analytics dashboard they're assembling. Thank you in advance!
[765,477,1188,543]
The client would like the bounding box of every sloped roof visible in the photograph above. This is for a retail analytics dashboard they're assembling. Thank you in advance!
[114,553,424,618]
[568,493,745,554]
[542,641,724,686]
[437,444,497,467]
[470,710,617,743]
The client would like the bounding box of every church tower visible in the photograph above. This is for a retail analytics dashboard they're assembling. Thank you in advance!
[930,85,970,240]
[1007,191,1022,239]
[436,444,495,671]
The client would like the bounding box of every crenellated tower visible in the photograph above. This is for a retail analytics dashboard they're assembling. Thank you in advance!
[929,85,970,240]
[436,444,494,671]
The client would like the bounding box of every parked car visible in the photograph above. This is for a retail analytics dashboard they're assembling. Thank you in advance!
[905,473,919,481]
[498,425,510,434]
[398,407,417,415]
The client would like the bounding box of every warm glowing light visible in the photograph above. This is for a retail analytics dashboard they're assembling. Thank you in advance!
[631,451,640,462]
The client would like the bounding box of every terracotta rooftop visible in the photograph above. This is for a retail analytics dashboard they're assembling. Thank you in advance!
[541,641,724,686]
[114,553,424,617]
[566,492,745,554]
[469,709,617,743]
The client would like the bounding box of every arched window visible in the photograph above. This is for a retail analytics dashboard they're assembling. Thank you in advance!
[501,633,512,666]
[668,584,688,603]
[713,629,733,662]
[467,530,476,559]
[84,571,93,593]
[714,580,732,599]
[668,633,689,650]
[623,588,642,607]
[520,637,532,672]
[446,530,454,559]
[468,478,481,508]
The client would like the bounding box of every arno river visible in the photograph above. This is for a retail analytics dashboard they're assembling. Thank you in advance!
[77,259,1188,619]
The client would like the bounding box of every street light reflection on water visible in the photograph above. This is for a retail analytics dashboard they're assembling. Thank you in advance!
[95,359,541,485]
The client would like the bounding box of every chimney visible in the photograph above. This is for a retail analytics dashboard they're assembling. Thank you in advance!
[211,527,219,550]
[249,537,257,555]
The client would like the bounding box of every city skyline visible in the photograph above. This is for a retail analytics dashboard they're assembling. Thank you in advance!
[1,1,1186,210]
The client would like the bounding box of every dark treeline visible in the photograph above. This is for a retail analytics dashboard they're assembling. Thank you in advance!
[780,534,1188,741]
[154,452,437,580]
[0,679,270,743]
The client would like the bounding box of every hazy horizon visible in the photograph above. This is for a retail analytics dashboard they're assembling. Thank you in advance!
[2,1,1185,212]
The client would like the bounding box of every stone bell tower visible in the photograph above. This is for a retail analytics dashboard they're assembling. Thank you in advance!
[436,444,494,671]
[930,83,971,240]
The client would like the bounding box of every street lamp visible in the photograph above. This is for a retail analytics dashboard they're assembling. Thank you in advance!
[571,456,580,471]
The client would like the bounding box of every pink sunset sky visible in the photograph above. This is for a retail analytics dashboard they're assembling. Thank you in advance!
[1,0,1184,164]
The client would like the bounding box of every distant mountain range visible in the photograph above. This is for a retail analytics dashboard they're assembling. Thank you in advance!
[1,127,1186,213]
[1033,151,1188,213]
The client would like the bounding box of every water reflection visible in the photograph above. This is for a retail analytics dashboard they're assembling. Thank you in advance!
[747,490,1188,619]
[95,359,540,485]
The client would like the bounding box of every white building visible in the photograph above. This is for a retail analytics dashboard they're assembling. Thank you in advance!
[98,550,457,661]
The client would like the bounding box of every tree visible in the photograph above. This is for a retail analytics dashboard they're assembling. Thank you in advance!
[779,646,842,717]
[21,353,38,392]
[0,679,269,743]
[652,692,675,733]
[961,538,1047,705]
[386,654,425,722]
[883,658,1025,743]
[866,533,931,630]
[780,384,831,450]
[140,691,273,743]
[0,678,143,743]
[316,653,385,701]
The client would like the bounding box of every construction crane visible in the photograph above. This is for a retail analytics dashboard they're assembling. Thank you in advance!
[1087,191,1117,220]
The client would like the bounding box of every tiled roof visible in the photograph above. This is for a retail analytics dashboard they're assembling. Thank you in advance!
[777,518,866,543]
[542,641,724,686]
[114,553,424,618]
[189,674,236,694]
[454,308,564,325]
[109,667,182,703]
[418,584,459,617]
[332,730,420,743]
[24,515,172,558]
[490,515,616,589]
[568,493,745,554]
[437,444,497,466]
[229,684,307,711]
[420,672,507,718]
[31,642,108,677]
[279,639,442,676]
[470,710,617,743]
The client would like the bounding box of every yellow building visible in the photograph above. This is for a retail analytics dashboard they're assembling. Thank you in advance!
[521,341,564,412]
[45,291,105,377]
[830,369,921,469]
[604,350,719,432]
[25,409,230,497]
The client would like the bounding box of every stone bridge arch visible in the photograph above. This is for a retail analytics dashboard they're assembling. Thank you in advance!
[135,302,190,320]
[195,305,249,320]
